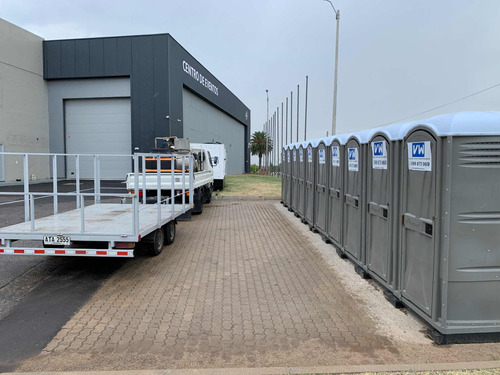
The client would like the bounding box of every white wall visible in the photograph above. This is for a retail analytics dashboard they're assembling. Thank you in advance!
[0,18,49,182]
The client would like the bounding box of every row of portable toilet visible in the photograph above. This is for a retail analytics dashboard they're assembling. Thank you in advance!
[281,111,500,342]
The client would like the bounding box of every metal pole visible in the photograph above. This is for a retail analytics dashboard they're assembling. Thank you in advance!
[23,154,29,221]
[296,84,300,142]
[281,102,284,160]
[277,106,280,166]
[290,91,293,144]
[265,89,269,171]
[52,155,58,214]
[285,98,288,145]
[304,75,309,141]
[332,9,340,135]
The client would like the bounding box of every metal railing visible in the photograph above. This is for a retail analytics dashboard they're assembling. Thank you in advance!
[0,152,193,242]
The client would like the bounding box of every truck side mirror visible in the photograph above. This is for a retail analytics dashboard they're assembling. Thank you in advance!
[212,156,219,166]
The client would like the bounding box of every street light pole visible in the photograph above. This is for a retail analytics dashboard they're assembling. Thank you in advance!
[324,0,340,135]
[265,89,269,171]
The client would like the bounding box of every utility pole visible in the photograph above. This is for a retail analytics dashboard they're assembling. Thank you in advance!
[290,91,293,144]
[296,84,299,142]
[324,1,340,135]
[304,75,309,141]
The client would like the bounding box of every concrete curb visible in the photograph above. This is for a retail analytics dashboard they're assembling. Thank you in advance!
[213,196,280,201]
[7,360,500,375]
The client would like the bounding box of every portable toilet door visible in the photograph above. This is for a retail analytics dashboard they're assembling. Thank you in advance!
[297,145,306,218]
[343,136,366,265]
[291,146,300,213]
[366,131,400,293]
[281,148,286,205]
[304,144,315,227]
[400,128,438,318]
[284,148,292,207]
[327,139,343,247]
[314,140,329,236]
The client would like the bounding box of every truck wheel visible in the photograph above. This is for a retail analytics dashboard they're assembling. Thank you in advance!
[205,188,212,204]
[148,228,164,256]
[193,190,204,215]
[164,221,176,245]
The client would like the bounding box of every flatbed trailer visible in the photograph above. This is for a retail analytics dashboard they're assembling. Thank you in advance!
[0,152,194,257]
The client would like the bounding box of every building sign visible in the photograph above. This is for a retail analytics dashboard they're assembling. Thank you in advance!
[331,146,340,167]
[348,147,359,171]
[318,148,326,164]
[408,141,432,171]
[307,146,312,163]
[371,140,388,170]
[299,148,304,162]
[182,60,219,96]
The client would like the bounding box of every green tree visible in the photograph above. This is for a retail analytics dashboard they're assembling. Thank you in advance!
[249,131,273,170]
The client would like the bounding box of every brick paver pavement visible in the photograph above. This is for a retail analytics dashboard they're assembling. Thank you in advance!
[19,200,500,371]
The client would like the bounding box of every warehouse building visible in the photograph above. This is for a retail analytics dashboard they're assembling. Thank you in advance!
[0,18,251,182]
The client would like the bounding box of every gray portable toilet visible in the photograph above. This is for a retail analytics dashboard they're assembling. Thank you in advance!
[303,142,315,227]
[342,131,372,268]
[295,143,306,218]
[399,111,500,340]
[313,137,330,238]
[283,145,293,208]
[365,124,402,295]
[290,145,300,213]
[327,134,349,248]
[281,147,287,205]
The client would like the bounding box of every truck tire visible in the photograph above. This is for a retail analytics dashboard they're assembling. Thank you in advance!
[164,221,176,245]
[148,228,164,256]
[193,189,204,215]
[205,186,212,204]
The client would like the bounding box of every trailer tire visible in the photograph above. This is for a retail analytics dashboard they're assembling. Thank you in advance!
[205,187,212,204]
[193,189,204,215]
[148,228,164,256]
[164,221,176,245]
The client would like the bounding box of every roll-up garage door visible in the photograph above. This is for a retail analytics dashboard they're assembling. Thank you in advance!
[65,98,131,180]
[182,88,245,175]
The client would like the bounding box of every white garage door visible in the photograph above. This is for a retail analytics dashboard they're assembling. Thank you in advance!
[65,98,131,180]
[183,89,245,175]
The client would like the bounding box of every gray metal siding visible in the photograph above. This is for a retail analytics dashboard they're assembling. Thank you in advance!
[43,34,251,172]
[182,89,244,174]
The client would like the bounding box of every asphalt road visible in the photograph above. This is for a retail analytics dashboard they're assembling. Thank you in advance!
[0,180,128,372]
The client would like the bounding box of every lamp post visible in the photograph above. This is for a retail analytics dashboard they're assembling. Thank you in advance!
[324,0,340,135]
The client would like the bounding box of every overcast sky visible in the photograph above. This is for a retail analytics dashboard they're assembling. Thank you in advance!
[2,0,500,148]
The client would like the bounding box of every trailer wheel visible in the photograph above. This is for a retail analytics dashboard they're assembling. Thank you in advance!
[205,187,212,204]
[148,228,164,256]
[193,189,204,215]
[164,221,176,245]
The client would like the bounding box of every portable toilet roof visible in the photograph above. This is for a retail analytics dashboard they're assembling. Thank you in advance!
[400,111,500,138]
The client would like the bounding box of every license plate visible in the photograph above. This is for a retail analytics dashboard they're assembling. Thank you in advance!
[43,235,71,246]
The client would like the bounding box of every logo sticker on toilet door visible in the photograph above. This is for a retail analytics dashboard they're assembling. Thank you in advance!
[307,146,312,163]
[408,141,431,171]
[331,146,340,167]
[348,148,359,171]
[299,148,304,162]
[293,149,297,162]
[287,150,290,163]
[371,141,387,170]
[318,148,326,164]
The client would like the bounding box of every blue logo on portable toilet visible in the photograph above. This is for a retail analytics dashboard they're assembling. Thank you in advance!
[332,147,338,157]
[349,148,356,160]
[373,142,384,156]
[412,142,425,157]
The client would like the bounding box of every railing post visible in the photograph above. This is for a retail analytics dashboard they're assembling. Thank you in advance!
[189,155,194,207]
[23,154,30,221]
[53,154,58,214]
[182,156,186,211]
[171,154,175,216]
[76,155,81,209]
[30,194,35,231]
[142,155,146,203]
[133,154,139,236]
[157,155,161,226]
[80,195,85,233]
